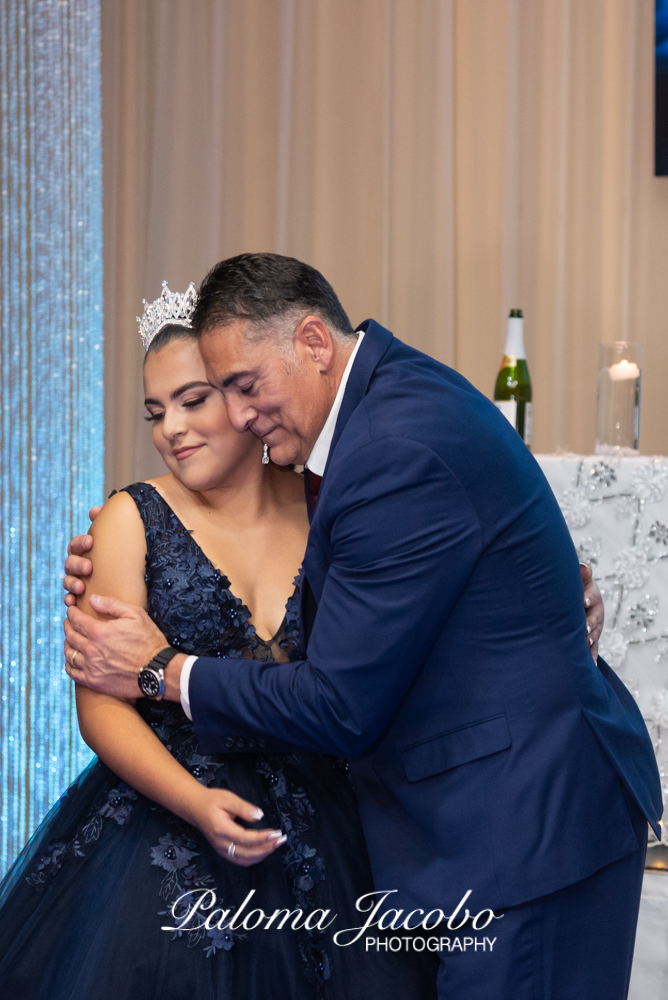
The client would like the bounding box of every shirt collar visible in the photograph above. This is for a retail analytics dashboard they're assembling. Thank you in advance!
[304,331,365,476]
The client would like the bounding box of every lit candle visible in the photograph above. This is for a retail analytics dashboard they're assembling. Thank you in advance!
[608,360,640,381]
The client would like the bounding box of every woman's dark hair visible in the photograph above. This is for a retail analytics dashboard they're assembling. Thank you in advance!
[191,253,354,338]
[143,323,197,363]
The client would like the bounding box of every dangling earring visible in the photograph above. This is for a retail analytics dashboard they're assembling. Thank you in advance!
[262,443,269,465]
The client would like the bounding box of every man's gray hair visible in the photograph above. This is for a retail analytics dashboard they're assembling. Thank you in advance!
[192,253,356,345]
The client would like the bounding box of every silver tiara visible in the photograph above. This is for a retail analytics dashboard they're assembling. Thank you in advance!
[137,280,198,350]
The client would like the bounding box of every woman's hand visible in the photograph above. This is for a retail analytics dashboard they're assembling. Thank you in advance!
[63,506,102,606]
[581,562,603,661]
[188,785,287,867]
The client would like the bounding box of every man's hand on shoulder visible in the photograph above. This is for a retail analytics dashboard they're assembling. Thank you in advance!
[64,595,185,701]
[62,505,102,606]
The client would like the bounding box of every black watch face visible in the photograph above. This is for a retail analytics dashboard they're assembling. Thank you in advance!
[138,669,161,699]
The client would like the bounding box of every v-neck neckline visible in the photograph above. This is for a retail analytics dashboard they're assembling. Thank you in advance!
[142,482,292,646]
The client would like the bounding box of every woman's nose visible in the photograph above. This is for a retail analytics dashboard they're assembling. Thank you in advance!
[161,406,187,440]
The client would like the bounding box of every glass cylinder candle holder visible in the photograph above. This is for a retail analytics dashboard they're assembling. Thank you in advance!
[595,342,642,455]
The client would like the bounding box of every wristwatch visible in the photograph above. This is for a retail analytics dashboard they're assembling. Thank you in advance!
[137,647,179,700]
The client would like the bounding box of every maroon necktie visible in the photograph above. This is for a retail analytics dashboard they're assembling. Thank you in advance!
[307,471,322,517]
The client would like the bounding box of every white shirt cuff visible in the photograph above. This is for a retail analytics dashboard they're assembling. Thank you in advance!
[180,655,198,721]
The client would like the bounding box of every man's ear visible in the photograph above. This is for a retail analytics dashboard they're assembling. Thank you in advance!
[293,316,336,373]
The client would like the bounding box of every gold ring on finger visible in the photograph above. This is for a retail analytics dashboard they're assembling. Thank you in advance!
[70,649,78,668]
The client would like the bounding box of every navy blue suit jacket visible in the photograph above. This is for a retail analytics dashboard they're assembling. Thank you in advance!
[190,320,662,911]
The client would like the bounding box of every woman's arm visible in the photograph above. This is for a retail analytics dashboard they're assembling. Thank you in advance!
[75,491,206,822]
[75,491,283,864]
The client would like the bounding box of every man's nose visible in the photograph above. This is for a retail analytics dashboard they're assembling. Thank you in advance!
[225,395,257,433]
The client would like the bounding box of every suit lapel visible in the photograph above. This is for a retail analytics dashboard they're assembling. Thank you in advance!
[300,320,394,647]
[299,574,319,649]
[320,319,393,488]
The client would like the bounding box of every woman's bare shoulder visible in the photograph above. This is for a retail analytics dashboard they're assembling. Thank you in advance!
[82,490,148,614]
[144,473,172,490]
[89,488,145,540]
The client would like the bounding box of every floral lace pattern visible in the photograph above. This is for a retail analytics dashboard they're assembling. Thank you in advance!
[26,777,137,887]
[539,455,668,845]
[123,483,301,662]
[25,482,333,990]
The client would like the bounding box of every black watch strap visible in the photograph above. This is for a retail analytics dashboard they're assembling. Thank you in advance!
[146,646,179,671]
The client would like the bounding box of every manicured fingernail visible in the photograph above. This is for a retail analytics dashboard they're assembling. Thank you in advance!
[587,624,591,634]
[588,636,593,646]
[273,835,287,846]
[250,808,264,821]
[268,830,284,840]
[585,597,591,607]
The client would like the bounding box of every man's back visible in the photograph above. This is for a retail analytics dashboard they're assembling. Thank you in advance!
[190,316,660,912]
[305,321,662,910]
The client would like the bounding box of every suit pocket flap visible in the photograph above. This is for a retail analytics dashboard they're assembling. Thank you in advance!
[400,715,511,783]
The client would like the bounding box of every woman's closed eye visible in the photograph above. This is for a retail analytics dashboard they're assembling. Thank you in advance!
[182,394,208,409]
[145,395,209,421]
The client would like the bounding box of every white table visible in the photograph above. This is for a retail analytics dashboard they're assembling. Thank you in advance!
[536,455,668,996]
[628,871,668,997]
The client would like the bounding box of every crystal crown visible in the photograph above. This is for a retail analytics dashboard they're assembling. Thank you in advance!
[137,280,198,350]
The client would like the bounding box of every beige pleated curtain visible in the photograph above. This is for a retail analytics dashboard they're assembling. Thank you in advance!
[101,0,668,492]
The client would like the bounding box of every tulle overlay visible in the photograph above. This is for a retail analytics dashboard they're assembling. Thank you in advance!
[0,483,435,999]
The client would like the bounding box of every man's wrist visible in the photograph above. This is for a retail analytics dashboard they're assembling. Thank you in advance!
[162,653,187,702]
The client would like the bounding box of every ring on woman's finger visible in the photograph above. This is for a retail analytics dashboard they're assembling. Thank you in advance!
[228,842,236,859]
[69,649,78,668]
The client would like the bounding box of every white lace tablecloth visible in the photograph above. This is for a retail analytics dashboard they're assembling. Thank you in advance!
[536,455,668,996]
[537,454,668,841]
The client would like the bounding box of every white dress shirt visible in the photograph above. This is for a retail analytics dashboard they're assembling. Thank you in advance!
[179,330,365,721]
[303,330,365,476]
[180,655,198,720]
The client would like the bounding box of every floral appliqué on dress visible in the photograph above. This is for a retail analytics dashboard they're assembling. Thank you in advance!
[26,483,332,992]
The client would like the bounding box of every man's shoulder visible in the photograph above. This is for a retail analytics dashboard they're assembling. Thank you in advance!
[379,334,477,388]
[348,323,491,449]
[332,333,550,521]
[365,335,488,422]
[361,339,505,453]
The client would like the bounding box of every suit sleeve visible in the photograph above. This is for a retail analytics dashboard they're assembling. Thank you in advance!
[189,438,482,756]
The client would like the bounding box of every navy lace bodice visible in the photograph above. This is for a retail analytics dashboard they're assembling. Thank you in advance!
[124,482,303,758]
[125,482,301,663]
[0,482,436,1000]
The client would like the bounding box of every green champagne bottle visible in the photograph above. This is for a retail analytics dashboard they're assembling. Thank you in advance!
[494,309,532,448]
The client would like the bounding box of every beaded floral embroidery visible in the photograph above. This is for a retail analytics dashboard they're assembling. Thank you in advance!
[26,483,331,991]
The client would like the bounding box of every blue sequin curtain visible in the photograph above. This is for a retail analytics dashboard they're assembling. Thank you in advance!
[0,0,103,876]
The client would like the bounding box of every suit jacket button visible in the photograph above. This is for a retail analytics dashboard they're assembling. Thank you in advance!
[224,738,235,748]
[247,739,256,748]
[258,739,266,748]
[236,738,245,748]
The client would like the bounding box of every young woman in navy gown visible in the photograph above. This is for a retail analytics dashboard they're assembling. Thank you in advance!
[0,285,436,1000]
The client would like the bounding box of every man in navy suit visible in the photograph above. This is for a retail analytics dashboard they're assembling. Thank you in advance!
[65,254,662,999]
